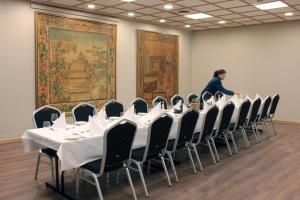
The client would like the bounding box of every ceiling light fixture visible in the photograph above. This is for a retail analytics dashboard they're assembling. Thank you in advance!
[121,0,136,2]
[185,24,191,28]
[185,13,213,20]
[164,4,174,10]
[218,20,226,24]
[255,1,288,10]
[159,19,166,23]
[284,12,294,16]
[128,12,135,17]
[87,4,96,9]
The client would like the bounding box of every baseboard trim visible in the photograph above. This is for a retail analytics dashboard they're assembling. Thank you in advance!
[0,138,21,144]
[273,120,300,125]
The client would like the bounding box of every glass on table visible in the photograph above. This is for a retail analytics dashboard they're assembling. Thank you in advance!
[43,121,51,128]
[51,113,59,122]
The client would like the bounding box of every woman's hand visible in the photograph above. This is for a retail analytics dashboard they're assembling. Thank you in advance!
[235,91,241,97]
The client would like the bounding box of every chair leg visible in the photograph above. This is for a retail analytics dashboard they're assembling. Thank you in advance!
[270,118,277,135]
[241,129,250,148]
[159,154,172,187]
[106,173,110,188]
[116,170,120,185]
[147,160,151,175]
[75,169,80,199]
[49,157,55,183]
[186,146,197,173]
[210,137,220,162]
[223,133,232,156]
[34,152,41,180]
[131,160,149,198]
[263,121,270,137]
[255,125,263,142]
[251,125,259,143]
[165,151,179,183]
[206,138,216,164]
[191,144,203,171]
[125,166,138,200]
[228,131,238,153]
[92,173,104,200]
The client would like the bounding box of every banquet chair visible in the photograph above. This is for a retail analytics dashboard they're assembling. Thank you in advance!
[215,91,224,101]
[72,102,97,122]
[131,98,148,114]
[167,109,201,173]
[130,114,175,198]
[192,105,219,164]
[171,94,184,106]
[152,96,168,110]
[245,98,262,143]
[213,101,237,156]
[104,100,124,118]
[230,99,251,149]
[256,96,272,138]
[267,94,280,135]
[75,120,137,200]
[32,105,61,181]
[202,91,214,103]
[187,93,198,105]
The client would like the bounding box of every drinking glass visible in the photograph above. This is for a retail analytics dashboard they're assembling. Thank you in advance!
[51,113,59,122]
[43,121,51,128]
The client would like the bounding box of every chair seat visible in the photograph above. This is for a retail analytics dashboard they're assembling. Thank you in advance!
[41,148,57,157]
[131,147,146,162]
[82,159,102,174]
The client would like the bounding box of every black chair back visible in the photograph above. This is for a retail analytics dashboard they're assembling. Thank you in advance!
[132,98,148,114]
[145,114,173,160]
[33,106,61,128]
[215,91,224,101]
[269,94,280,117]
[73,103,96,122]
[218,102,235,132]
[202,91,214,102]
[102,120,136,173]
[187,93,198,104]
[153,96,168,109]
[201,105,219,139]
[171,95,184,106]
[248,98,262,124]
[105,101,124,118]
[175,110,199,149]
[260,96,272,121]
[236,100,251,128]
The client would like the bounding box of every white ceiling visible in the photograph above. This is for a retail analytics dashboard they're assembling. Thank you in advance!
[30,0,300,30]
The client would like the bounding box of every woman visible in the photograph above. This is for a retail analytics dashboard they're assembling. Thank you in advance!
[200,69,239,108]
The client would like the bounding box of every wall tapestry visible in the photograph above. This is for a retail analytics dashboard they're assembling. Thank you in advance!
[36,13,116,112]
[137,30,178,104]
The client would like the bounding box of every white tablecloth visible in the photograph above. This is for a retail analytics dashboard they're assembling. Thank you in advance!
[22,101,242,171]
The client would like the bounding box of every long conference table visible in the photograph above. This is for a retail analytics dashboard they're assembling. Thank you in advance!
[21,98,245,199]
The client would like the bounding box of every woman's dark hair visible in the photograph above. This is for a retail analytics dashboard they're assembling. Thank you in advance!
[213,69,226,77]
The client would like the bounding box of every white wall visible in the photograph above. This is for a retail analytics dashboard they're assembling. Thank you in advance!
[0,0,192,140]
[191,21,300,122]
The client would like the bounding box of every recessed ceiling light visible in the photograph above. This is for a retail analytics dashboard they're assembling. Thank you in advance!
[218,20,226,24]
[87,4,96,9]
[255,1,288,10]
[164,4,173,10]
[185,13,213,20]
[159,19,166,23]
[128,12,135,17]
[121,0,136,2]
[185,24,191,28]
[284,12,294,16]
